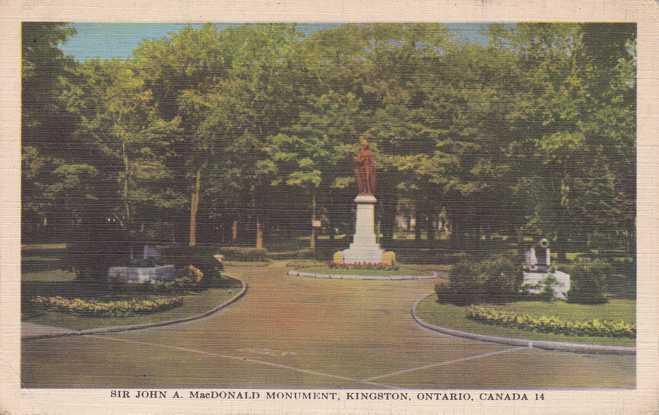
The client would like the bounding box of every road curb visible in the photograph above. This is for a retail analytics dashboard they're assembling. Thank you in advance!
[411,294,636,355]
[288,270,439,281]
[23,275,247,341]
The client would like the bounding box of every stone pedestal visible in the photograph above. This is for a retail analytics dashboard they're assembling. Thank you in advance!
[523,271,571,300]
[108,265,176,285]
[342,194,384,263]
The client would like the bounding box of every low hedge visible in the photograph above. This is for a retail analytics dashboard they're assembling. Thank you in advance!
[31,295,184,317]
[218,247,268,261]
[267,248,314,260]
[465,306,635,338]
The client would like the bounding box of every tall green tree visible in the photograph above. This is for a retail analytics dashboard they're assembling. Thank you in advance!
[203,24,306,248]
[134,24,228,246]
[493,23,636,256]
[267,91,364,250]
[21,23,76,238]
[58,59,182,234]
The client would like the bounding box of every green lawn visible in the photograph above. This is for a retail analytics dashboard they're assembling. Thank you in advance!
[300,263,449,276]
[21,243,67,251]
[415,296,636,347]
[22,244,242,331]
[22,268,77,283]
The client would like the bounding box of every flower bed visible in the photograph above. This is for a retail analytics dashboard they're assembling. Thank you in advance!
[31,295,184,317]
[327,261,398,271]
[465,306,635,338]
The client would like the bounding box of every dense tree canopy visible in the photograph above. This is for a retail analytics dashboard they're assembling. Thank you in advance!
[22,23,636,258]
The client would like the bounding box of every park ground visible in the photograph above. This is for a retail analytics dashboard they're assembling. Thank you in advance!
[22,260,635,389]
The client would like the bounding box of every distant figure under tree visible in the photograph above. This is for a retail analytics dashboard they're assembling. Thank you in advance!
[354,136,376,195]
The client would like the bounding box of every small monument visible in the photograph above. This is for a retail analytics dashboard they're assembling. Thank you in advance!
[341,136,385,264]
[524,238,551,272]
[523,238,571,300]
[108,239,174,285]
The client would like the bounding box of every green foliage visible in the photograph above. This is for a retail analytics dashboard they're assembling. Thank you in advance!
[22,23,77,235]
[268,91,363,190]
[443,260,487,305]
[566,259,612,304]
[22,23,636,262]
[218,247,269,262]
[438,254,521,305]
[22,23,76,142]
[63,209,131,283]
[293,248,315,259]
[482,255,523,303]
[465,305,635,338]
[540,274,559,302]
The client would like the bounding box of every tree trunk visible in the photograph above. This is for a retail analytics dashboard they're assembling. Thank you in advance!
[255,216,264,249]
[310,190,317,253]
[253,191,264,249]
[122,141,130,226]
[381,194,396,245]
[231,219,238,242]
[556,230,568,262]
[450,216,462,251]
[188,167,202,247]
[426,209,435,244]
[556,209,568,261]
[414,200,423,241]
[329,219,335,241]
[475,222,482,253]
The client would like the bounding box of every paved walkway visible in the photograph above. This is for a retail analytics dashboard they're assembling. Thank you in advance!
[22,262,635,388]
[22,322,78,338]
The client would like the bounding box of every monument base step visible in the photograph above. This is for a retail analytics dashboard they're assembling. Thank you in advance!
[342,245,384,263]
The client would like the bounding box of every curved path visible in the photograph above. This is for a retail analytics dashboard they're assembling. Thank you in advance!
[22,262,635,388]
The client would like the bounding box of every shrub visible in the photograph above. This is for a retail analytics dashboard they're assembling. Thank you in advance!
[63,209,130,283]
[382,251,397,267]
[443,260,487,305]
[567,259,611,304]
[444,252,469,265]
[540,274,559,302]
[434,280,453,303]
[465,306,635,338]
[481,255,522,303]
[218,247,268,261]
[183,265,204,284]
[31,295,183,317]
[294,248,315,259]
[161,246,223,285]
[437,254,522,305]
[333,251,344,264]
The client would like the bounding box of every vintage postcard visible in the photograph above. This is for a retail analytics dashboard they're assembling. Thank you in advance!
[1,0,658,414]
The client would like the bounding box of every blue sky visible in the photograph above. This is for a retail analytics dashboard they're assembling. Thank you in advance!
[61,23,491,60]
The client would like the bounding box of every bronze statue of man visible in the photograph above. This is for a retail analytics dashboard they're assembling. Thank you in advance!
[354,136,376,195]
